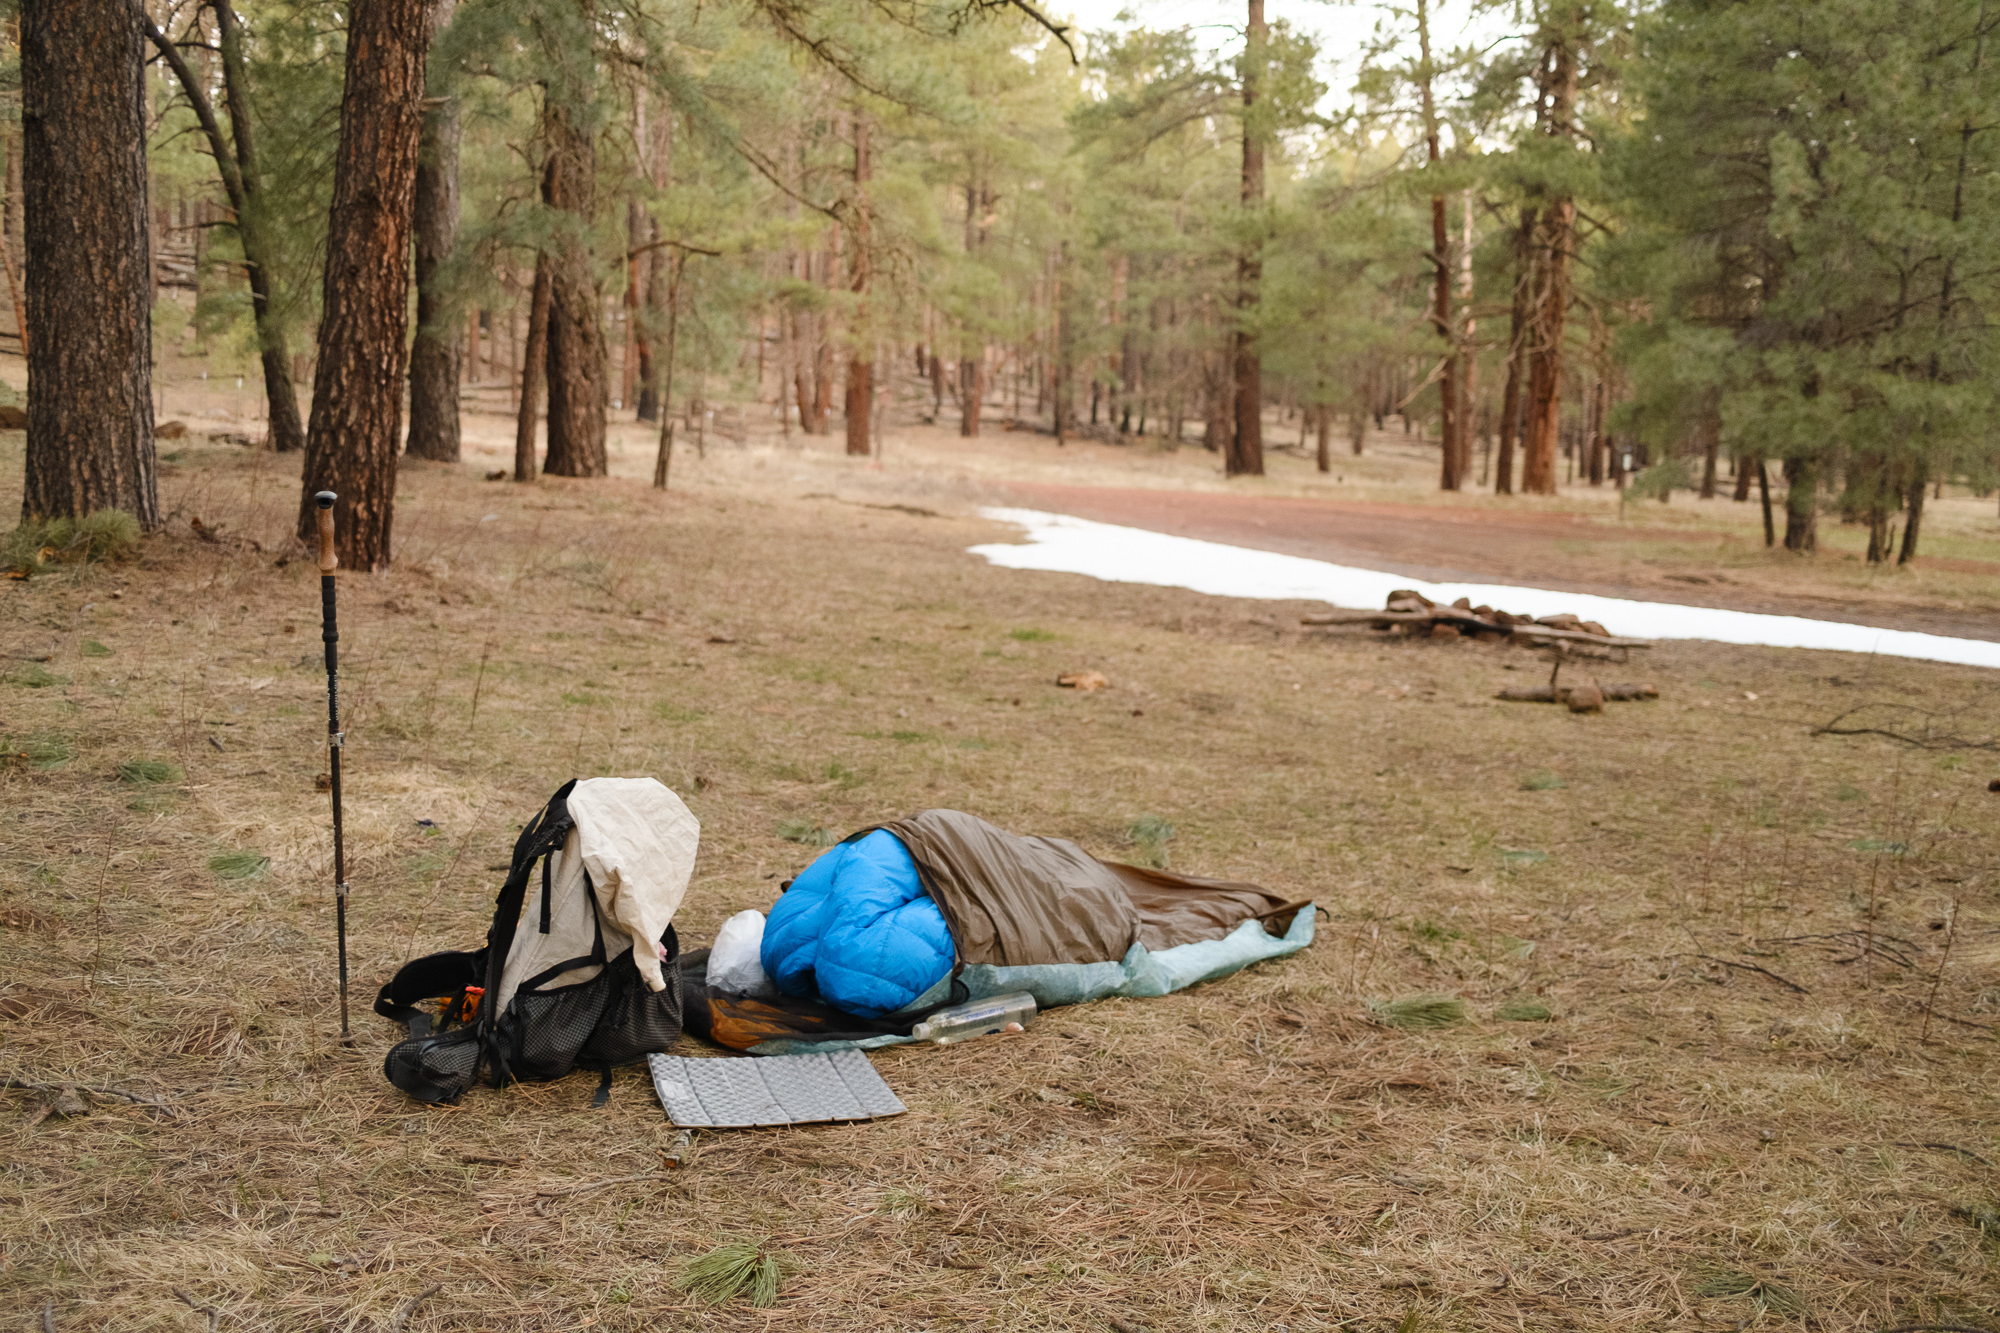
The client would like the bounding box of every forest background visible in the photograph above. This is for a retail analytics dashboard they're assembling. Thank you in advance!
[9,0,2000,572]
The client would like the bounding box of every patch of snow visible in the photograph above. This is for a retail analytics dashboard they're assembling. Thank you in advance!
[969,508,2000,671]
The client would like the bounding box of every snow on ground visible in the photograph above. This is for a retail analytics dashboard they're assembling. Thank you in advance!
[971,507,2000,671]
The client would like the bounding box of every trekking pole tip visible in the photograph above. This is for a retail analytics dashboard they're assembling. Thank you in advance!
[314,492,339,574]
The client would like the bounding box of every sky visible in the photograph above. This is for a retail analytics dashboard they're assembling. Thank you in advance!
[1046,0,1516,107]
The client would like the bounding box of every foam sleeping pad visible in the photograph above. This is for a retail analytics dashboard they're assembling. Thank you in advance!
[760,829,955,1018]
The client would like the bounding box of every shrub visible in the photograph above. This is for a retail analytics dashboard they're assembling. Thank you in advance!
[3,510,142,576]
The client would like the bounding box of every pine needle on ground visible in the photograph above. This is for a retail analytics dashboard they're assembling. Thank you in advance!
[674,1241,785,1307]
[1368,994,1468,1031]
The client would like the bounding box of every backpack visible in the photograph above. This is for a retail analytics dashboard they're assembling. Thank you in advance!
[374,779,689,1105]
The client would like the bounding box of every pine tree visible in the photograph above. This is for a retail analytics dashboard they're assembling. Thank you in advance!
[296,0,430,569]
[20,0,157,528]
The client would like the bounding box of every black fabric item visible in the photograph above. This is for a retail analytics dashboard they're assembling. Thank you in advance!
[376,781,686,1104]
[678,947,960,1053]
[374,948,484,1029]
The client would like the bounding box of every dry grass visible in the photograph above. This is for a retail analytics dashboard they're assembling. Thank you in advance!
[2,415,1999,1333]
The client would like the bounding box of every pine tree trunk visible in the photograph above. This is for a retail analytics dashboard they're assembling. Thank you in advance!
[637,105,671,423]
[20,0,157,527]
[845,112,872,457]
[1587,376,1607,485]
[297,0,428,567]
[622,195,644,414]
[139,0,307,455]
[1520,17,1578,498]
[1782,455,1817,552]
[515,250,552,482]
[1416,0,1459,490]
[541,99,607,477]
[406,0,461,462]
[1899,459,1927,564]
[215,1,306,455]
[1522,193,1573,496]
[1228,0,1266,478]
[1493,212,1531,497]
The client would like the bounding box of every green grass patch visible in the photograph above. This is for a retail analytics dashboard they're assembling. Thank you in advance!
[776,818,840,847]
[2,509,142,576]
[117,759,183,785]
[3,733,73,770]
[1495,997,1554,1022]
[674,1241,786,1307]
[1126,814,1176,868]
[1520,771,1566,791]
[1690,1268,1807,1319]
[1367,994,1468,1031]
[8,663,63,688]
[80,640,112,658]
[208,851,271,881]
[653,702,705,723]
[1008,627,1058,641]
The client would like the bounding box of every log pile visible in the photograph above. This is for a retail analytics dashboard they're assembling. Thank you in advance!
[1301,590,1652,651]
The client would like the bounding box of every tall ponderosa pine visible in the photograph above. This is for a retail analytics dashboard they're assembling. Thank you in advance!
[541,95,609,477]
[1519,6,1583,496]
[296,0,430,569]
[21,0,157,528]
[1228,0,1267,477]
[137,0,310,455]
[407,0,464,462]
[844,110,873,457]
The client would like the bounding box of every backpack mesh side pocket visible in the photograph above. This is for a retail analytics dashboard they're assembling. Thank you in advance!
[580,927,684,1067]
[384,1026,484,1105]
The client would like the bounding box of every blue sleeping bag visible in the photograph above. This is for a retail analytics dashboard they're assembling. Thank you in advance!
[760,830,955,1017]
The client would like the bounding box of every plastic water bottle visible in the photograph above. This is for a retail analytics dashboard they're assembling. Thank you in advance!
[909,992,1038,1045]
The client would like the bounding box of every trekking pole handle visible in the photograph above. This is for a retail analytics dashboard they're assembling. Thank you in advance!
[314,491,338,574]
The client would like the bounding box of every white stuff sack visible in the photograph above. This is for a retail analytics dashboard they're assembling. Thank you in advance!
[709,909,778,998]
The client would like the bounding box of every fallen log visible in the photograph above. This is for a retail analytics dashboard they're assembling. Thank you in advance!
[1300,609,1651,650]
[1496,683,1658,703]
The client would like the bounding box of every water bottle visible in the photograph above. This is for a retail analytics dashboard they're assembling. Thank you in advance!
[909,992,1038,1045]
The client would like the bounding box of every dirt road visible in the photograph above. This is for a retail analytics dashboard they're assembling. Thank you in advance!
[1001,481,2000,642]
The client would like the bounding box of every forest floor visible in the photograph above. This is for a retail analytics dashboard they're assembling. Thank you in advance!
[3,373,2000,1332]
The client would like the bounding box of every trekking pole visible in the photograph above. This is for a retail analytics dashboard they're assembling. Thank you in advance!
[314,491,353,1046]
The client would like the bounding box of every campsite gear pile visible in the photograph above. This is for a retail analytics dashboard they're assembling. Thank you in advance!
[373,785,1315,1105]
[375,778,698,1105]
[1302,590,1652,653]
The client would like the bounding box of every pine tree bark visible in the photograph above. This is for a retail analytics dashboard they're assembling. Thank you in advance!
[1493,209,1531,496]
[1782,454,1817,552]
[959,177,984,438]
[514,249,552,482]
[406,0,461,462]
[541,99,607,477]
[1228,0,1267,477]
[21,0,157,528]
[1899,459,1927,564]
[296,0,428,569]
[1416,0,1460,491]
[1520,17,1579,498]
[844,112,873,457]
